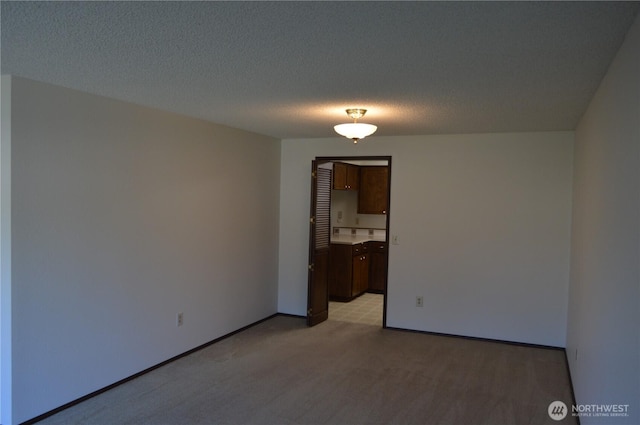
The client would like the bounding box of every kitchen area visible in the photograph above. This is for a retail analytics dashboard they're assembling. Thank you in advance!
[327,160,390,325]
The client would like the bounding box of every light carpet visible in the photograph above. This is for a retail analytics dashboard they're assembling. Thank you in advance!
[38,315,576,425]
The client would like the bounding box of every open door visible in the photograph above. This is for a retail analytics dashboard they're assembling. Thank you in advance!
[306,160,332,326]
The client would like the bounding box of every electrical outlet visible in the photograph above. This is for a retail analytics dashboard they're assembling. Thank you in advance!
[416,296,424,307]
[177,312,183,327]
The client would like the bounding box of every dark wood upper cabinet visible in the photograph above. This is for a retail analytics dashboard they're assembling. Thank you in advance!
[358,166,389,214]
[333,162,360,191]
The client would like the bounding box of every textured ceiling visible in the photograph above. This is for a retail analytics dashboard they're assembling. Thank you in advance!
[2,1,638,139]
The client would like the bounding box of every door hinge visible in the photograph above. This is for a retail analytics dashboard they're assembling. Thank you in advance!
[307,308,312,316]
[308,263,314,271]
[312,170,317,178]
[310,216,315,224]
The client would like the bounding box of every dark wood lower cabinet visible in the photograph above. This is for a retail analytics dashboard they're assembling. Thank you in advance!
[353,252,369,296]
[329,241,387,301]
[329,244,350,300]
[368,242,388,293]
[329,243,369,301]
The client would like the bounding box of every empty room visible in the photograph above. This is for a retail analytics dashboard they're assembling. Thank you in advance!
[1,2,638,424]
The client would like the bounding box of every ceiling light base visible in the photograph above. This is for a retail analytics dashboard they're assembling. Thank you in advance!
[345,109,367,120]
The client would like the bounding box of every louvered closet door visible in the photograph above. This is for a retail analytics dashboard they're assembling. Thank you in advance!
[306,161,332,326]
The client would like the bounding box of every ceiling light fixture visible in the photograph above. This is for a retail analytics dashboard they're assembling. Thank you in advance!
[334,109,377,143]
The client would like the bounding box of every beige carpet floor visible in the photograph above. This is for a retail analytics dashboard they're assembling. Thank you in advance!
[38,315,576,425]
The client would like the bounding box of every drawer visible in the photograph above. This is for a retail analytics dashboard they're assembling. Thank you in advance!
[368,242,387,253]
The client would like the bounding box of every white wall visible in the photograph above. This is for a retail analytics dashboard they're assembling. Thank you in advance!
[0,75,13,425]
[278,132,574,347]
[4,77,281,424]
[566,14,639,424]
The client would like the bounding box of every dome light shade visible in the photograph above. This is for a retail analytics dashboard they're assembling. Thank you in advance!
[334,108,377,143]
[334,123,377,142]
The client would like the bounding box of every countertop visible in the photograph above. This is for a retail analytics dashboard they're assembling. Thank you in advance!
[330,234,386,245]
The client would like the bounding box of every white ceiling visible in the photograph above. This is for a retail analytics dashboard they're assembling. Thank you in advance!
[2,1,638,139]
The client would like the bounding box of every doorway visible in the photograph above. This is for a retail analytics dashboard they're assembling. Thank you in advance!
[306,156,391,328]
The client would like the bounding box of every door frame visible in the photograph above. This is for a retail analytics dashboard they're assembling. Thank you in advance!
[312,155,392,328]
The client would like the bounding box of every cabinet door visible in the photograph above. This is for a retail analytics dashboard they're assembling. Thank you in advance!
[333,162,348,190]
[351,253,369,297]
[330,244,353,299]
[346,164,359,191]
[333,162,359,190]
[369,243,387,293]
[359,253,369,294]
[358,166,389,214]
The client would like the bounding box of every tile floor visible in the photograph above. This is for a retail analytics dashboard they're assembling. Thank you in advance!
[329,293,384,326]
